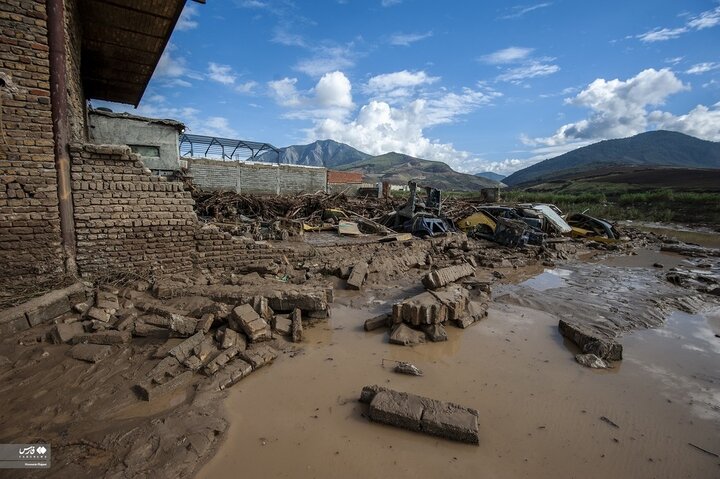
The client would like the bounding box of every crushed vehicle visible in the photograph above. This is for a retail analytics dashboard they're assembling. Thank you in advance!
[378,181,454,237]
[458,208,545,247]
[566,212,621,240]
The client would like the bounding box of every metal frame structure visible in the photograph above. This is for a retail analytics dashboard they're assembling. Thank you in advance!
[179,134,281,162]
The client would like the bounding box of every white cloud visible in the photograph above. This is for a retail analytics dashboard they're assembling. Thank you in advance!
[686,62,720,74]
[176,4,199,31]
[266,70,504,172]
[665,56,684,65]
[364,70,440,98]
[193,117,239,138]
[638,6,720,42]
[638,27,688,42]
[237,0,269,8]
[480,47,559,84]
[524,68,720,149]
[497,61,560,83]
[315,71,353,109]
[235,81,259,94]
[499,2,552,20]
[155,45,186,78]
[648,103,720,140]
[480,46,534,64]
[268,71,354,118]
[687,6,720,30]
[272,28,307,47]
[294,45,355,77]
[163,78,192,88]
[389,31,433,46]
[381,0,402,6]
[207,63,237,85]
[268,77,302,107]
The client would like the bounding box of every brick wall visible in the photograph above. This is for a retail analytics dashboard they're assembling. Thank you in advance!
[64,0,85,142]
[70,144,305,279]
[70,143,196,278]
[0,0,64,289]
[188,158,328,194]
[327,170,363,184]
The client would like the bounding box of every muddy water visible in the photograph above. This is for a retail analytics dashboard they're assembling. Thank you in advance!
[198,286,720,477]
[627,223,720,248]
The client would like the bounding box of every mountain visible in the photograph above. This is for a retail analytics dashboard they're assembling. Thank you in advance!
[504,131,720,186]
[337,152,500,191]
[475,171,506,182]
[258,139,370,167]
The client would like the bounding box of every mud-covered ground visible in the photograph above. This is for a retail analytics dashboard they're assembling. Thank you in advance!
[1,227,719,478]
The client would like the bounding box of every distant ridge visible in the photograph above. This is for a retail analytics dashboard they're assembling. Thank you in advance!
[258,139,370,167]
[337,152,500,191]
[475,171,506,182]
[503,130,720,186]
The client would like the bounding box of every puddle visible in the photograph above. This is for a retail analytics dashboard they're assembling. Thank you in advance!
[623,309,720,422]
[199,298,720,479]
[519,268,571,291]
[627,223,720,249]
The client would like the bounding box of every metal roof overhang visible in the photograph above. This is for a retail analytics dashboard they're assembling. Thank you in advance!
[79,0,205,106]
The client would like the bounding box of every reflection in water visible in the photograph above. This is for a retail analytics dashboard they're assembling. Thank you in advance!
[624,309,720,421]
[518,268,571,291]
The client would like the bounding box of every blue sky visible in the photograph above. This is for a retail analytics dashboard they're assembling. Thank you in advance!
[98,0,720,175]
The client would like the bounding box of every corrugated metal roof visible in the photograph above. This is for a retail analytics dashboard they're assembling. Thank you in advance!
[79,0,198,106]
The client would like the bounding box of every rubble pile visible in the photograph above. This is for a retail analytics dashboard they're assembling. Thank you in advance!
[7,277,334,402]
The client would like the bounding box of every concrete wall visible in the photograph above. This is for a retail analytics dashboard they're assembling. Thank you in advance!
[0,0,65,289]
[88,111,182,172]
[188,158,327,194]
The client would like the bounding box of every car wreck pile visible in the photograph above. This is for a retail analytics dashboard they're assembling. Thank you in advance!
[192,181,623,249]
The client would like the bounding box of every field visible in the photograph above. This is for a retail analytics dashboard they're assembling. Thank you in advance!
[500,179,720,225]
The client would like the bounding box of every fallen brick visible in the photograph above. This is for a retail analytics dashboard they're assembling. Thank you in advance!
[389,324,426,346]
[86,307,111,323]
[558,319,622,361]
[291,308,303,343]
[137,370,194,402]
[214,359,254,391]
[347,261,369,290]
[359,386,479,444]
[422,263,475,290]
[70,344,112,363]
[239,344,278,370]
[273,315,292,336]
[203,345,242,376]
[423,323,448,342]
[168,332,206,362]
[231,304,271,342]
[364,313,390,331]
[52,322,85,344]
[73,330,131,345]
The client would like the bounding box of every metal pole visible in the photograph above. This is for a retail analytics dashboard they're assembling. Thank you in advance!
[47,0,77,277]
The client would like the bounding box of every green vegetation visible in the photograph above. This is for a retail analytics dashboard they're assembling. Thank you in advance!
[501,182,720,225]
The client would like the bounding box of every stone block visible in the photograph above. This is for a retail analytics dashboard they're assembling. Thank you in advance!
[422,263,475,290]
[558,319,622,361]
[364,313,390,331]
[73,330,131,345]
[52,322,85,344]
[291,308,303,343]
[389,324,426,346]
[347,261,369,290]
[70,344,113,363]
[232,304,271,342]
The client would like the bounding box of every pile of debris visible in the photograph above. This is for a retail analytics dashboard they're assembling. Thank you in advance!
[364,262,491,344]
[6,276,333,401]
